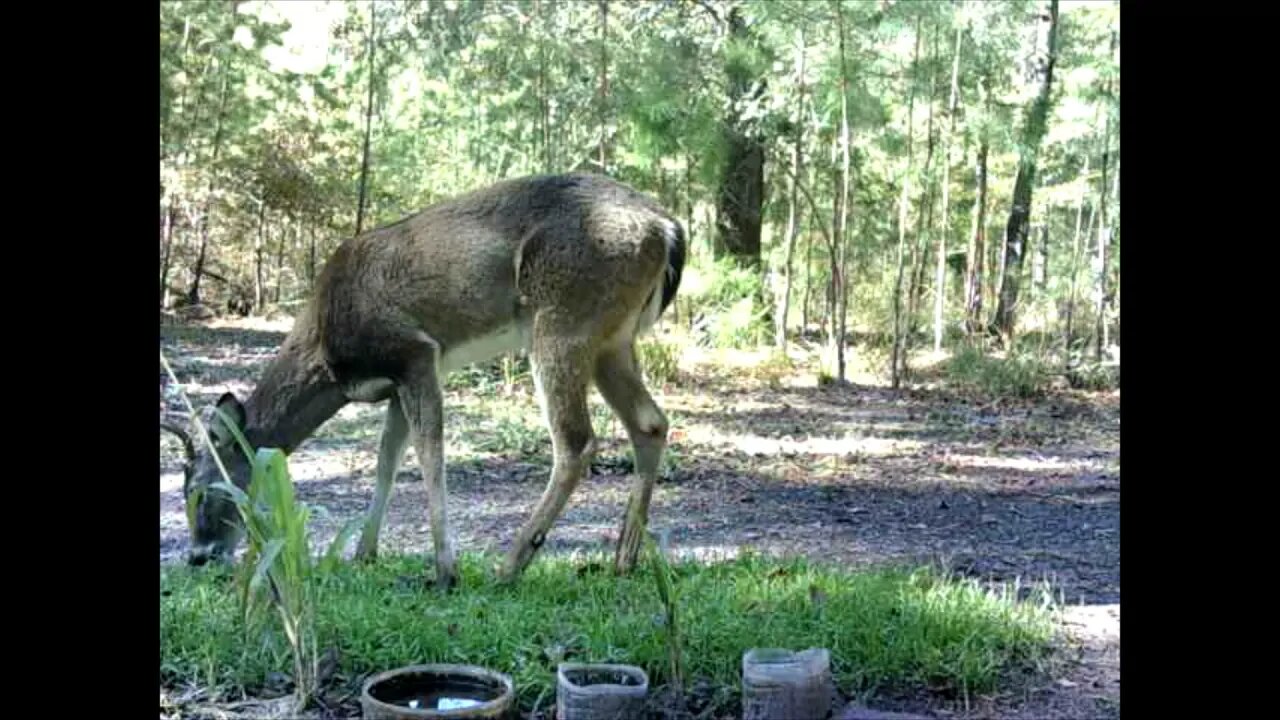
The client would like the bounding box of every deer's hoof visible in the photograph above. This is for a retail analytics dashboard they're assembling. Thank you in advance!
[429,572,459,594]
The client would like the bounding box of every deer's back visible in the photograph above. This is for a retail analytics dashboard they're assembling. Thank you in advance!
[311,174,671,387]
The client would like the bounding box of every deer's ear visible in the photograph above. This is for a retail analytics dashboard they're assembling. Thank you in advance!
[212,392,246,442]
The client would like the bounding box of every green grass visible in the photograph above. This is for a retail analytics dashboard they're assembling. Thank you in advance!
[161,552,1057,712]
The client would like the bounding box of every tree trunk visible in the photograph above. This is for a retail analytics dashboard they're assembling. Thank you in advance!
[906,25,939,344]
[933,23,964,352]
[309,225,317,289]
[834,0,852,382]
[776,30,807,352]
[1034,204,1049,296]
[355,1,378,236]
[964,87,989,336]
[825,140,838,351]
[160,201,177,309]
[187,61,232,307]
[535,0,551,173]
[714,3,766,269]
[254,199,266,312]
[994,0,1059,344]
[1063,140,1091,352]
[909,182,936,337]
[684,151,694,244]
[1106,159,1119,347]
[274,216,287,304]
[802,163,816,332]
[891,17,923,388]
[1093,29,1117,361]
[597,0,610,171]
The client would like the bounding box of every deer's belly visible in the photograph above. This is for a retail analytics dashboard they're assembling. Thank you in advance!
[440,322,530,374]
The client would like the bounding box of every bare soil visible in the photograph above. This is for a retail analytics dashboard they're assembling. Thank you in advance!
[160,319,1119,720]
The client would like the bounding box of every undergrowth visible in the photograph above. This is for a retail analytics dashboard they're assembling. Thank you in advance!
[161,551,1057,713]
[943,344,1054,398]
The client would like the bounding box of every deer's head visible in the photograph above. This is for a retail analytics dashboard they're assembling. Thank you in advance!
[172,393,255,567]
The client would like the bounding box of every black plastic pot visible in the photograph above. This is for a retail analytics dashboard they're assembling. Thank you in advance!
[360,664,515,719]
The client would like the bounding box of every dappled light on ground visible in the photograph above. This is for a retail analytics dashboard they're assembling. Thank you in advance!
[160,318,1119,719]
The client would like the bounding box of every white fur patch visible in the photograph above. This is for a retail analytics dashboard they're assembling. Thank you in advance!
[634,217,681,337]
[440,323,529,374]
[635,402,667,436]
[346,377,396,402]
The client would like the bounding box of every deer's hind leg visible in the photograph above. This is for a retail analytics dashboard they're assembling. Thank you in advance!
[594,340,669,574]
[498,313,597,584]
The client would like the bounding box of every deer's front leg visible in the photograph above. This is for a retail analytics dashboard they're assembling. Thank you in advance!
[498,338,595,584]
[356,395,410,562]
[397,350,457,591]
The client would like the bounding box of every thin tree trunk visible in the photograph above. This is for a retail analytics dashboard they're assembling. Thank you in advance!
[776,30,807,352]
[1105,158,1119,348]
[685,152,694,242]
[802,161,815,332]
[1094,155,1115,360]
[187,61,232,307]
[274,215,287,304]
[995,0,1060,344]
[160,201,177,309]
[308,224,317,289]
[597,0,609,171]
[254,199,266,312]
[909,182,936,337]
[964,83,989,336]
[892,17,923,388]
[538,0,552,173]
[1093,29,1117,362]
[834,1,853,382]
[1034,203,1049,296]
[933,23,964,353]
[906,25,939,343]
[1063,142,1091,352]
[354,1,378,236]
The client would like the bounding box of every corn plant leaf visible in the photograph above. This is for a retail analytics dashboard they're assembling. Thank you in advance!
[216,406,257,466]
[211,479,251,508]
[320,516,365,574]
[251,538,286,601]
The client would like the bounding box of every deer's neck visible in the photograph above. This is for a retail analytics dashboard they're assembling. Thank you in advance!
[243,339,347,455]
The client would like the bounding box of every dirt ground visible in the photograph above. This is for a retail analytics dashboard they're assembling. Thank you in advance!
[159,318,1119,720]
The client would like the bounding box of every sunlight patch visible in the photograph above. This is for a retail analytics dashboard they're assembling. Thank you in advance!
[948,453,1099,473]
[684,429,921,458]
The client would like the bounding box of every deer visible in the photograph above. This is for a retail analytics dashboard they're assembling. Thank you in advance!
[161,173,686,590]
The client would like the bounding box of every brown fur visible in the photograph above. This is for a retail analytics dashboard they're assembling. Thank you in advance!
[182,173,686,588]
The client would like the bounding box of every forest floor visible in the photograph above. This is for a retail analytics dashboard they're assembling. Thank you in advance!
[159,317,1119,720]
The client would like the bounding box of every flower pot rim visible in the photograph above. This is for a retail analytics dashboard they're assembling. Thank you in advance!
[360,663,515,718]
[556,662,650,693]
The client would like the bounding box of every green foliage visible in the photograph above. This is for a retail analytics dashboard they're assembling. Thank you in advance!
[1066,360,1119,392]
[208,426,361,714]
[646,533,685,694]
[637,336,681,386]
[161,552,1056,712]
[160,0,1117,386]
[684,256,771,349]
[944,344,1052,399]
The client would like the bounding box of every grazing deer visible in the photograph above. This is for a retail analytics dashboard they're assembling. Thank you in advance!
[163,173,686,589]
